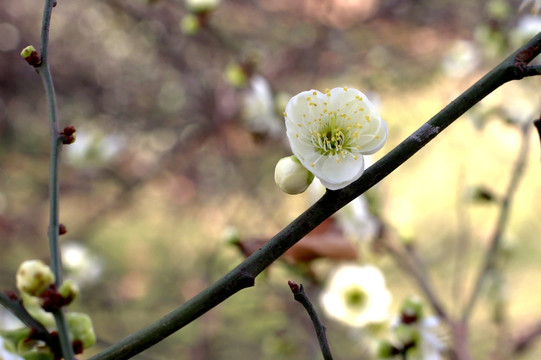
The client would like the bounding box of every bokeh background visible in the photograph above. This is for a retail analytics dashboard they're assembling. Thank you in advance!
[1,0,541,358]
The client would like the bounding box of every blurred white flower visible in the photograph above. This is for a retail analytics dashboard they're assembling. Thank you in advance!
[185,0,220,13]
[321,264,391,327]
[65,129,123,168]
[0,336,23,360]
[285,87,388,190]
[308,178,378,241]
[519,0,541,14]
[441,40,481,78]
[0,309,23,331]
[242,75,284,139]
[335,194,378,242]
[274,155,314,195]
[62,242,103,287]
[511,15,541,50]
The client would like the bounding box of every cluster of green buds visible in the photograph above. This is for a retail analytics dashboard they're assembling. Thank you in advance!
[0,260,96,359]
[377,296,431,359]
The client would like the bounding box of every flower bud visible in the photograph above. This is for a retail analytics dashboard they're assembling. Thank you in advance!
[20,45,41,66]
[180,14,201,35]
[20,349,54,360]
[376,340,400,358]
[58,279,79,304]
[274,155,314,195]
[225,63,248,88]
[400,296,424,324]
[66,312,96,350]
[394,323,419,347]
[16,260,55,297]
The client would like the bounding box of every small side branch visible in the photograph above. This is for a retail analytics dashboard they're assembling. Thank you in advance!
[513,318,541,354]
[0,292,62,357]
[288,281,333,360]
[462,122,532,322]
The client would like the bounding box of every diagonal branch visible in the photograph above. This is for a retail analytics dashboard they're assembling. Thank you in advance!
[88,32,541,360]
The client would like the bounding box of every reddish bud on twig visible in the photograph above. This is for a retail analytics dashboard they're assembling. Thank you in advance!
[72,339,84,354]
[5,290,18,301]
[288,280,300,294]
[400,312,419,324]
[20,45,41,67]
[40,285,73,312]
[61,125,76,145]
[59,224,67,235]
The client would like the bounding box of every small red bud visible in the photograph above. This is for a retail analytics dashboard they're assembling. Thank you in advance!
[72,340,84,354]
[5,290,18,301]
[59,224,67,235]
[61,125,76,145]
[288,280,300,294]
[62,125,76,136]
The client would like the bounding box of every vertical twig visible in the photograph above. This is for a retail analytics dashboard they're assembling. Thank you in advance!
[462,122,532,322]
[36,0,75,358]
[288,281,333,360]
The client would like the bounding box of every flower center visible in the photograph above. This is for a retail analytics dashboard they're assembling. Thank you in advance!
[312,113,351,157]
[344,287,367,308]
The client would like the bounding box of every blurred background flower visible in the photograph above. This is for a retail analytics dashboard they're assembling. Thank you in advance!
[320,264,392,328]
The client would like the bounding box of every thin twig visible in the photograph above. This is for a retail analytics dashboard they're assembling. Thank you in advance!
[288,281,333,360]
[88,32,541,360]
[462,122,532,322]
[35,0,75,358]
[383,234,449,322]
[513,318,541,354]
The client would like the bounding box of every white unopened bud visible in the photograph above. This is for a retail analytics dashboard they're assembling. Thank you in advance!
[16,260,55,297]
[274,155,314,195]
[185,0,220,13]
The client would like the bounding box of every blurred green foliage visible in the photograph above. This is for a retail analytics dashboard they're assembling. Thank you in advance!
[2,0,541,359]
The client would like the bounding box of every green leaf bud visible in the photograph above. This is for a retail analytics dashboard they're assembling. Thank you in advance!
[66,312,96,349]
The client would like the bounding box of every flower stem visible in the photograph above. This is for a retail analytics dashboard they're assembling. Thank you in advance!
[37,0,75,359]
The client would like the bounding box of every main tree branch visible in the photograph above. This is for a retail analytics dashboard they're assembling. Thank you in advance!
[89,32,541,360]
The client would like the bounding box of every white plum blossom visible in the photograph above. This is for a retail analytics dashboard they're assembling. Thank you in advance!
[441,40,481,78]
[320,264,392,327]
[62,242,103,287]
[284,87,388,190]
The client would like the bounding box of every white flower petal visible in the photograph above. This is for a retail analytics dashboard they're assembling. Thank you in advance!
[317,156,364,190]
[284,87,387,190]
